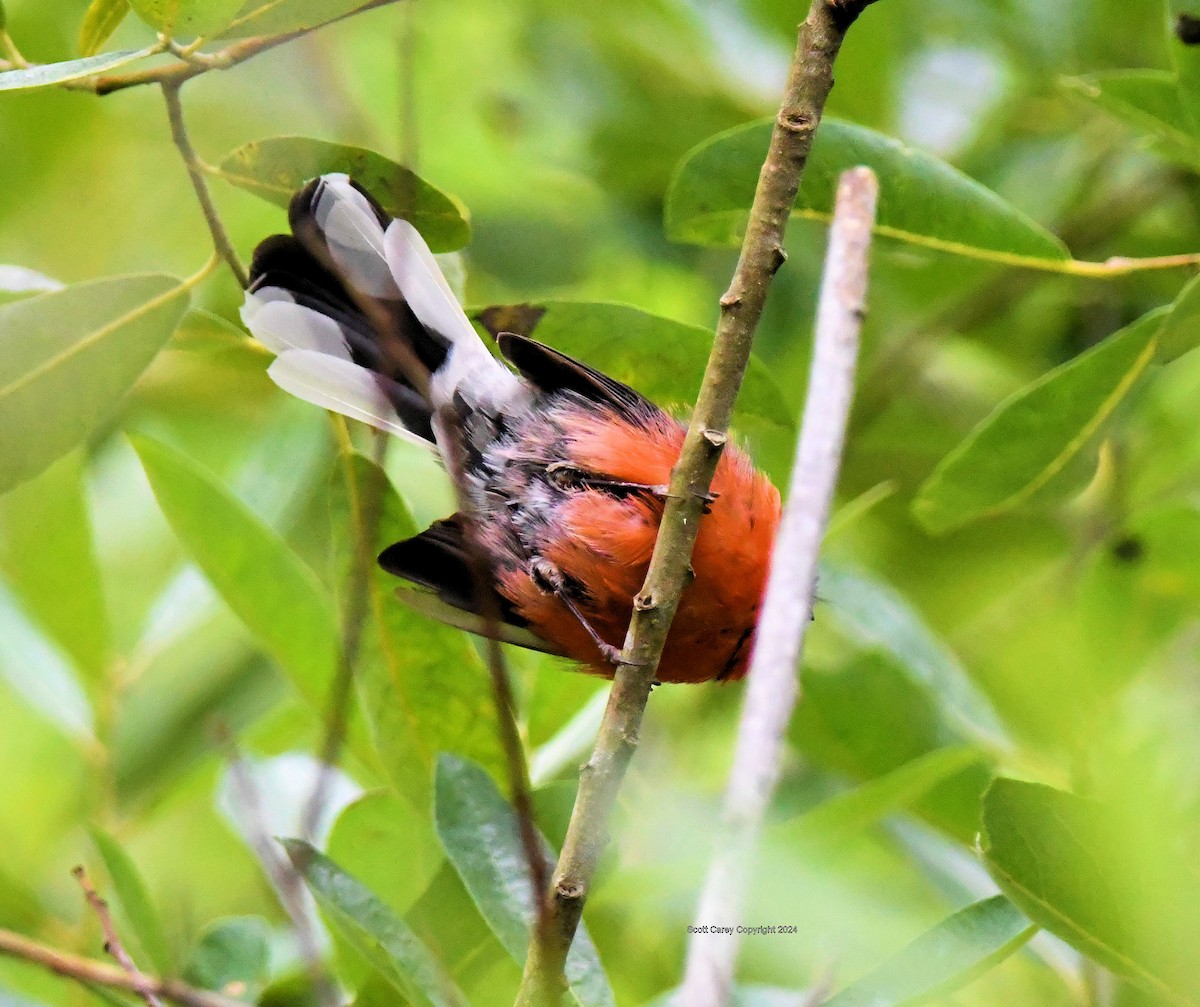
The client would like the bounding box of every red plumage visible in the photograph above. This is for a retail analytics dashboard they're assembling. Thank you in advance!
[241,174,780,684]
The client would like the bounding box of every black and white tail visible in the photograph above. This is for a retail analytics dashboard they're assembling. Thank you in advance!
[240,173,528,447]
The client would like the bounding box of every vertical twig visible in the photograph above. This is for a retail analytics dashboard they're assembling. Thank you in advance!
[300,421,388,841]
[73,866,166,1007]
[161,81,248,289]
[436,406,551,930]
[514,3,880,1004]
[678,166,878,1007]
[220,733,340,1007]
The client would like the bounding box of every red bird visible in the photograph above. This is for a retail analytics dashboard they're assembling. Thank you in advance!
[241,175,780,683]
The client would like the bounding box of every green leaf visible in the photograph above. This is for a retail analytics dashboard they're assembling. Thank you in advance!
[327,791,443,918]
[219,0,372,39]
[472,300,793,433]
[982,778,1200,1006]
[131,436,338,706]
[283,840,469,1007]
[822,896,1036,1007]
[1062,72,1200,164]
[328,452,504,809]
[258,973,321,1007]
[666,118,1070,266]
[0,47,156,90]
[217,137,470,252]
[78,0,131,56]
[434,754,615,1007]
[913,308,1163,534]
[183,916,270,1000]
[816,563,1008,750]
[88,827,172,976]
[127,0,244,37]
[1158,271,1200,362]
[0,274,188,494]
[0,451,109,682]
[788,745,985,840]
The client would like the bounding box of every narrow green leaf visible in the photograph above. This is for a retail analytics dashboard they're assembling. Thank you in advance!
[816,563,1008,749]
[473,300,793,433]
[1158,271,1200,362]
[88,827,172,975]
[217,137,470,252]
[666,118,1070,266]
[327,791,443,918]
[434,754,616,1007]
[982,778,1200,1006]
[329,453,505,809]
[131,436,338,705]
[1062,72,1200,164]
[283,840,469,1007]
[78,0,131,56]
[0,47,155,90]
[0,451,109,681]
[648,986,808,1007]
[822,896,1036,1007]
[788,746,985,839]
[0,274,188,493]
[183,916,269,1000]
[219,0,371,39]
[913,308,1164,534]
[127,0,244,36]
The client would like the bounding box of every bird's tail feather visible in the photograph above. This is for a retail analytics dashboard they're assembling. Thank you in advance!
[241,173,518,444]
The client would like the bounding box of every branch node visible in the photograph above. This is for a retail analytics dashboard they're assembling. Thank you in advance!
[770,244,788,274]
[633,592,656,612]
[719,291,742,309]
[776,110,814,135]
[701,428,728,449]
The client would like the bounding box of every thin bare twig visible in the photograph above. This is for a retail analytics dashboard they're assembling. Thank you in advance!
[512,3,880,1004]
[678,167,878,1007]
[436,404,551,931]
[0,926,243,1007]
[161,81,248,288]
[219,732,339,1007]
[73,866,166,1007]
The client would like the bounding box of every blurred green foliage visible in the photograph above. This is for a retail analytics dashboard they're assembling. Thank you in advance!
[1,1,1200,1006]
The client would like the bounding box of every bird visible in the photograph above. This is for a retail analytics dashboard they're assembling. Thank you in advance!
[240,174,781,684]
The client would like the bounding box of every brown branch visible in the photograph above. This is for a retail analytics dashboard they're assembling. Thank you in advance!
[73,866,166,1007]
[513,2,879,1004]
[161,81,248,288]
[0,926,243,1007]
[679,167,878,1007]
[86,0,405,95]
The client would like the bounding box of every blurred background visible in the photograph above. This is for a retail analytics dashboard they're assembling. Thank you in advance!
[1,1,1199,1005]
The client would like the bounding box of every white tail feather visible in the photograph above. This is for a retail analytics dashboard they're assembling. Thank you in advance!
[267,350,432,448]
[240,295,353,358]
[384,218,524,411]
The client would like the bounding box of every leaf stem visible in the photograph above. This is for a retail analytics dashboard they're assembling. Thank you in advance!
[161,81,248,289]
[678,167,877,1005]
[512,2,880,1004]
